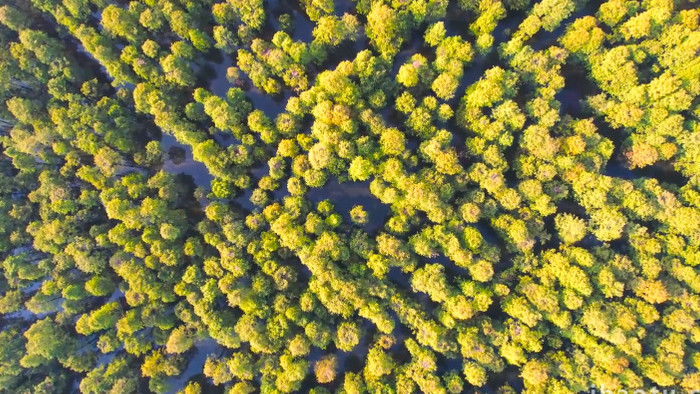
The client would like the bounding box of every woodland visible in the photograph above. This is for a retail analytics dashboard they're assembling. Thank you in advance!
[0,0,700,392]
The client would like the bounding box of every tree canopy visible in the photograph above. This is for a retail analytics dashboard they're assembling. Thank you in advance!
[1,0,700,393]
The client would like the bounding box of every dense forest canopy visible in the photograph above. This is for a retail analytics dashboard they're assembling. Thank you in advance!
[0,0,699,392]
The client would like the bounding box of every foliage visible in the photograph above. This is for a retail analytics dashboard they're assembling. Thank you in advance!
[0,0,699,393]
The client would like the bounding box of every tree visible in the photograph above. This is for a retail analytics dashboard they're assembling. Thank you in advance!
[589,208,626,242]
[142,349,183,378]
[23,319,75,366]
[76,302,122,335]
[432,73,460,100]
[364,346,395,381]
[0,328,25,388]
[335,321,361,351]
[161,54,195,87]
[0,290,22,313]
[554,213,587,244]
[366,3,406,59]
[425,22,446,47]
[166,326,195,354]
[314,355,337,383]
[350,205,368,225]
[521,359,549,387]
[313,14,359,47]
[102,5,142,43]
[380,128,406,156]
[532,0,575,32]
[0,6,31,31]
[179,382,201,394]
[443,370,464,393]
[349,157,374,181]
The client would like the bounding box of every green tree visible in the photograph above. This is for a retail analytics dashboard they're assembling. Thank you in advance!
[366,3,406,59]
[314,355,337,383]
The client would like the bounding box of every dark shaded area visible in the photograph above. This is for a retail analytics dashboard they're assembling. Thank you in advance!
[165,339,224,394]
[168,146,187,165]
[160,134,214,189]
[528,0,604,52]
[605,160,687,188]
[198,51,291,119]
[483,365,524,393]
[599,124,688,188]
[233,164,270,211]
[241,76,292,118]
[196,51,236,98]
[266,0,316,43]
[306,178,392,234]
[557,60,600,118]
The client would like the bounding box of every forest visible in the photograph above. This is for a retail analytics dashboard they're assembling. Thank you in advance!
[0,0,699,392]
